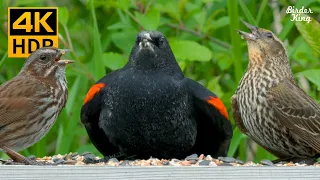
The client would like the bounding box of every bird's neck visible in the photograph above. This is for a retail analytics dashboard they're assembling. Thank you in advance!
[126,57,184,77]
[19,66,67,87]
[247,53,294,79]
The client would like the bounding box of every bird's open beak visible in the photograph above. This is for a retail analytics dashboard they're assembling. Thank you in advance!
[56,49,75,65]
[236,19,260,41]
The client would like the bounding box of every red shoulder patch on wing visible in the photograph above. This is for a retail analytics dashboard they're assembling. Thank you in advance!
[207,96,229,120]
[83,83,106,105]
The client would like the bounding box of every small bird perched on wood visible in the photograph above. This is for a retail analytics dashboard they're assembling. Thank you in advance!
[81,31,232,161]
[0,47,74,165]
[232,20,320,164]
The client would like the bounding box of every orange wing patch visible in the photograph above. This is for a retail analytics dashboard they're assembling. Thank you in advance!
[83,83,106,104]
[207,96,229,120]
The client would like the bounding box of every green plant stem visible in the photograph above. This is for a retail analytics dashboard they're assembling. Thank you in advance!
[0,51,8,69]
[227,0,243,82]
[167,23,231,50]
[90,0,105,80]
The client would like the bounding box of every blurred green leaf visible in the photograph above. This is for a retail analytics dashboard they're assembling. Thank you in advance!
[238,0,256,25]
[256,0,268,24]
[228,128,247,157]
[90,0,105,80]
[207,16,230,31]
[194,11,206,31]
[155,1,180,21]
[228,0,243,82]
[108,22,132,30]
[169,39,212,61]
[14,0,44,6]
[108,9,133,30]
[65,76,82,113]
[58,104,82,154]
[298,69,320,90]
[207,76,223,96]
[35,136,47,157]
[289,36,319,66]
[278,0,315,40]
[117,0,131,10]
[0,51,8,69]
[104,52,127,70]
[111,30,137,55]
[254,145,276,162]
[178,61,187,71]
[58,7,69,25]
[55,123,65,154]
[135,8,160,30]
[213,52,233,71]
[295,16,320,55]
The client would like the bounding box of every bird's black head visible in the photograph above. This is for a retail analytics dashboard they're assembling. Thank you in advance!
[128,31,180,72]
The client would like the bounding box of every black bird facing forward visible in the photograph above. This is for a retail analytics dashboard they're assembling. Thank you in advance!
[81,31,232,160]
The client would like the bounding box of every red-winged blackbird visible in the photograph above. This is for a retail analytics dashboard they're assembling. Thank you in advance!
[0,47,74,164]
[232,20,320,164]
[81,31,232,160]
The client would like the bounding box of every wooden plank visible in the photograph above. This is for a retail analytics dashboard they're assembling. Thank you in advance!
[1,166,320,180]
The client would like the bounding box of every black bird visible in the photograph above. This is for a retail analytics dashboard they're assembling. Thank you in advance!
[81,31,232,160]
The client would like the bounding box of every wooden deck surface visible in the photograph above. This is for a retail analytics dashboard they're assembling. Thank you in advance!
[1,166,320,180]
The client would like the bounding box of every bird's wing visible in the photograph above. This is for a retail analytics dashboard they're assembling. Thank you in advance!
[231,94,249,134]
[185,78,233,157]
[267,79,320,153]
[0,97,35,138]
[231,91,289,158]
[81,75,119,156]
[0,77,44,140]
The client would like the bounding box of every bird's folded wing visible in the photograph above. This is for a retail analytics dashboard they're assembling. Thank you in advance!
[231,95,248,134]
[0,97,35,136]
[81,79,119,156]
[185,78,233,137]
[184,78,233,156]
[267,79,320,153]
[0,77,47,136]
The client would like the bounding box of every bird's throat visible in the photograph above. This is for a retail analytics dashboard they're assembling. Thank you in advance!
[248,51,265,67]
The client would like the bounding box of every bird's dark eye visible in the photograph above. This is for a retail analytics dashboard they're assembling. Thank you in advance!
[159,38,164,44]
[156,37,165,47]
[40,55,47,60]
[266,32,273,39]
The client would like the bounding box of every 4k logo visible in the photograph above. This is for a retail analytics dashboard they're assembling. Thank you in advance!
[8,7,58,58]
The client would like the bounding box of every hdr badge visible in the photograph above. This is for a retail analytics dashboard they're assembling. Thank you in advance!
[8,7,58,58]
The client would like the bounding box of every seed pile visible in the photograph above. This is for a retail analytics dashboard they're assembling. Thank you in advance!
[1,152,319,166]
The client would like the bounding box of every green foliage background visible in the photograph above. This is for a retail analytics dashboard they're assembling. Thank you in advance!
[0,0,319,162]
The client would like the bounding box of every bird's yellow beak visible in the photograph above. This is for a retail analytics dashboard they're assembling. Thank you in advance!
[56,49,74,65]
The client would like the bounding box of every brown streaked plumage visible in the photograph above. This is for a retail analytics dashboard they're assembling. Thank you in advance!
[0,47,74,164]
[232,20,320,164]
